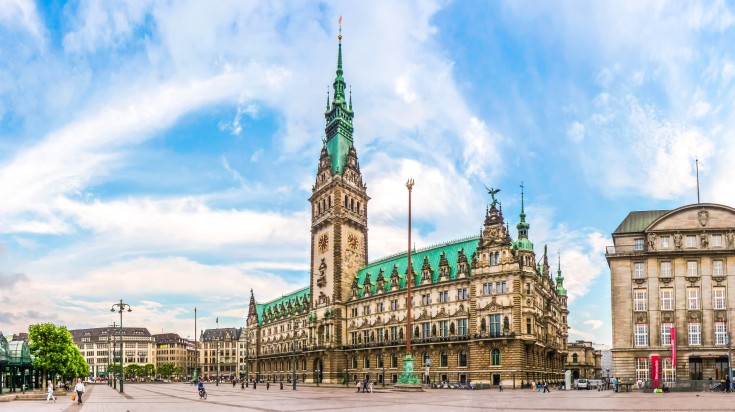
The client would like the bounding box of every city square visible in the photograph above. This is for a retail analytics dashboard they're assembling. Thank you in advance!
[2,383,735,412]
[3,1,735,410]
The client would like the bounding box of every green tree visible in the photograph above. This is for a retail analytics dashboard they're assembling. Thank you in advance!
[125,364,141,378]
[143,363,155,378]
[158,363,176,379]
[28,323,89,385]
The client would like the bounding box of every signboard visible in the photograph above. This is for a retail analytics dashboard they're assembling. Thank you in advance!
[651,355,660,389]
[671,328,676,367]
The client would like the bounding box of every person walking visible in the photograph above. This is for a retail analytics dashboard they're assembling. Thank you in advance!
[46,380,56,403]
[362,378,368,394]
[499,383,503,392]
[74,378,85,405]
[356,379,361,393]
[368,381,374,393]
[266,382,270,390]
[543,381,550,393]
[531,380,535,391]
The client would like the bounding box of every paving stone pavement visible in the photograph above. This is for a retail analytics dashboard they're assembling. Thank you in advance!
[1,383,735,411]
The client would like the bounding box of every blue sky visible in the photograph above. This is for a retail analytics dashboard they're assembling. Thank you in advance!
[1,1,735,345]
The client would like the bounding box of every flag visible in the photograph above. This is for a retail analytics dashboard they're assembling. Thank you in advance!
[339,16,342,25]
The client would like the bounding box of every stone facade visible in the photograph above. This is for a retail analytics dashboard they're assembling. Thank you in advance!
[153,333,196,379]
[70,327,155,377]
[199,328,241,381]
[606,203,735,384]
[241,35,570,388]
[567,340,602,379]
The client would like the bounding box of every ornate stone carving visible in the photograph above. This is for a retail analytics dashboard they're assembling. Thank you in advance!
[647,233,657,251]
[688,311,701,321]
[715,311,727,322]
[635,313,648,324]
[674,232,683,249]
[317,258,328,288]
[698,209,709,227]
[727,231,735,248]
[661,312,673,323]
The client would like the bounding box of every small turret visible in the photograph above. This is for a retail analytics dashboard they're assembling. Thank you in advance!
[556,253,567,296]
[512,183,534,252]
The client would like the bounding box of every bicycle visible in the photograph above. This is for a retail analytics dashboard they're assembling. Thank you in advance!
[199,388,207,399]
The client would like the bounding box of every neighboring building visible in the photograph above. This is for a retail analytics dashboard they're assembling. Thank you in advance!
[567,340,602,379]
[241,34,571,387]
[199,328,241,381]
[70,327,155,377]
[606,203,735,383]
[594,343,613,379]
[153,333,196,379]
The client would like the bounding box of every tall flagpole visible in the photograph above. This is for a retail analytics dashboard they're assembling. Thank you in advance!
[696,159,700,204]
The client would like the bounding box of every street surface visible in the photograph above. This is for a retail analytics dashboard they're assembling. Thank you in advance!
[1,383,734,411]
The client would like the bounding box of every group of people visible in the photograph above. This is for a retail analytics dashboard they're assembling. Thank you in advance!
[355,378,374,393]
[529,381,551,393]
[45,378,85,404]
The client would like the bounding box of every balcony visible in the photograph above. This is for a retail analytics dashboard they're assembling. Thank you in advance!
[605,245,648,256]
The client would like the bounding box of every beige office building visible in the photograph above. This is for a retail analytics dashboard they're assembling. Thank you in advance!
[567,340,602,380]
[606,203,735,383]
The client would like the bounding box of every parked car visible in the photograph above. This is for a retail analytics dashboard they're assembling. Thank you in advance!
[577,378,590,390]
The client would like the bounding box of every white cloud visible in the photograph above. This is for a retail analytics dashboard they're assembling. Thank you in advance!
[0,0,44,40]
[462,117,504,181]
[691,100,712,119]
[584,319,603,330]
[567,121,585,142]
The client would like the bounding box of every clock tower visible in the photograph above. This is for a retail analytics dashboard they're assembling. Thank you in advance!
[308,32,369,345]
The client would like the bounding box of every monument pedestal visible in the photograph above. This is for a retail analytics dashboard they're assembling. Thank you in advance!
[392,354,424,392]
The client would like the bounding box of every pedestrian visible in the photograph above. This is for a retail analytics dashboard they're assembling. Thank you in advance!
[46,380,56,403]
[232,379,236,388]
[280,382,283,390]
[74,378,85,405]
[266,382,270,390]
[499,383,503,392]
[241,381,244,389]
[613,377,619,393]
[531,381,535,391]
[537,381,541,392]
[253,381,257,390]
[356,379,361,393]
[543,382,550,393]
[368,381,374,393]
[362,378,368,393]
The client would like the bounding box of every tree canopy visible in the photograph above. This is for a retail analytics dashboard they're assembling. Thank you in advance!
[28,323,89,379]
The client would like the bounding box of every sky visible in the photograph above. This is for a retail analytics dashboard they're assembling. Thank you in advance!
[1,1,734,345]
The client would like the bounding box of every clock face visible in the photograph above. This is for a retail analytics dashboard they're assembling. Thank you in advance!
[318,233,329,253]
[348,233,359,251]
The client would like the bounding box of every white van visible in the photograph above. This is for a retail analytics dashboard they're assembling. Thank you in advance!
[577,378,590,390]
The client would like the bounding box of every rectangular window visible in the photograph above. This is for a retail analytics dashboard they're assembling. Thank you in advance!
[421,322,431,338]
[687,288,700,310]
[351,332,358,344]
[660,261,671,277]
[376,302,384,313]
[363,330,370,343]
[713,287,726,310]
[458,319,468,336]
[661,322,673,346]
[525,283,531,294]
[634,262,645,278]
[715,322,727,345]
[489,314,502,336]
[439,320,448,337]
[439,291,449,303]
[660,289,673,311]
[421,294,431,305]
[482,283,492,295]
[634,289,647,311]
[687,261,698,277]
[686,235,697,248]
[390,326,399,341]
[363,305,371,315]
[390,300,399,310]
[662,357,675,382]
[634,238,645,251]
[660,236,670,249]
[688,323,701,345]
[636,358,651,381]
[634,324,648,346]
[712,234,723,247]
[713,260,724,277]
[499,281,507,293]
[457,288,468,300]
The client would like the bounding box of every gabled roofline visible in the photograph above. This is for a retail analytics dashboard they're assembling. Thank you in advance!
[645,203,735,231]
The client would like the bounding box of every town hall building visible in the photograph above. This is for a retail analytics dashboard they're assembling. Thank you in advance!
[241,33,571,388]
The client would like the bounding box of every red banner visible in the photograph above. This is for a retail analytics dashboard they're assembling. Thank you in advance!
[671,328,676,367]
[651,355,660,388]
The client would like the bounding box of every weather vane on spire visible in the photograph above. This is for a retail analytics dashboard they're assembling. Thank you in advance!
[484,185,501,208]
[338,15,343,41]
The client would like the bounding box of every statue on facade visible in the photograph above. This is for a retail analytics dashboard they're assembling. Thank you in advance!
[485,186,501,208]
[727,231,735,248]
[700,232,709,249]
[673,232,683,249]
[647,233,656,251]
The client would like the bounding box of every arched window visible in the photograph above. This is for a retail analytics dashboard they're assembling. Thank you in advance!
[423,352,430,366]
[391,353,398,368]
[572,353,578,363]
[377,355,384,368]
[440,351,448,367]
[458,350,467,367]
[491,348,501,366]
[364,355,370,368]
[351,356,357,369]
[495,252,500,265]
[489,253,495,266]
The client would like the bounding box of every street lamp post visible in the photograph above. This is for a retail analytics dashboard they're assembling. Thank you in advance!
[292,319,297,390]
[606,368,610,390]
[315,369,320,387]
[406,178,414,356]
[512,370,517,389]
[216,317,219,386]
[110,299,132,393]
[382,367,386,387]
[108,322,117,387]
[245,330,250,387]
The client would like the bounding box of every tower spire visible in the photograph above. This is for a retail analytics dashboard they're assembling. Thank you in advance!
[516,182,530,239]
[556,251,567,296]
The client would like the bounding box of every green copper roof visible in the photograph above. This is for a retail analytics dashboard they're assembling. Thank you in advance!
[613,210,669,234]
[555,254,567,296]
[324,38,354,175]
[354,237,479,298]
[512,237,534,252]
[255,286,310,325]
